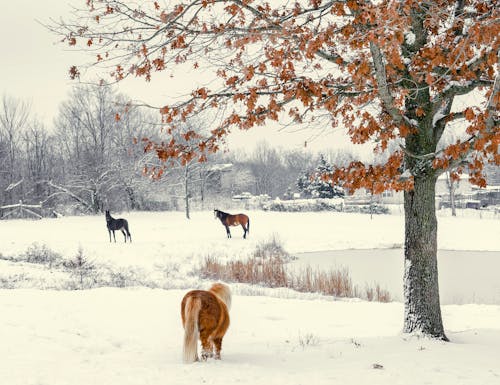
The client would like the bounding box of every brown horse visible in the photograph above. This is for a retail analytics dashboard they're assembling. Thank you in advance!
[181,283,232,363]
[214,209,250,239]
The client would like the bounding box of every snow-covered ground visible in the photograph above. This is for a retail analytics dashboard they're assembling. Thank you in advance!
[1,210,499,384]
[1,209,498,263]
[1,288,500,385]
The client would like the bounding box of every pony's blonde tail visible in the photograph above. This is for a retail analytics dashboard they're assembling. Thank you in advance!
[183,297,201,363]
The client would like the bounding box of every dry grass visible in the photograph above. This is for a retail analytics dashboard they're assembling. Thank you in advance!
[200,237,391,302]
[202,254,288,288]
[202,235,289,288]
[289,266,355,298]
[364,283,392,302]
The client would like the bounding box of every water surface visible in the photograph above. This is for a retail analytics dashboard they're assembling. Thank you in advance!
[292,249,500,305]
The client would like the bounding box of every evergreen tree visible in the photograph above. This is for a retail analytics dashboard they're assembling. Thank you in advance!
[296,171,312,198]
[297,155,344,199]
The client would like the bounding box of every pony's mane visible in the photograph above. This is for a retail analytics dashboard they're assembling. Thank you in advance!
[209,283,232,310]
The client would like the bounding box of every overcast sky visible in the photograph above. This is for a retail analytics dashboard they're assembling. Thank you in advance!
[0,1,371,156]
[1,1,77,124]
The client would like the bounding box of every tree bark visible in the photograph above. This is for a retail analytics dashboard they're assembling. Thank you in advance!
[403,174,448,340]
[184,166,190,220]
[447,173,457,217]
[125,185,137,210]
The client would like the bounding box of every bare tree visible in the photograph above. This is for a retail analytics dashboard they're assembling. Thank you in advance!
[22,119,53,202]
[444,171,458,216]
[150,117,220,218]
[52,85,153,213]
[247,141,288,198]
[0,95,30,204]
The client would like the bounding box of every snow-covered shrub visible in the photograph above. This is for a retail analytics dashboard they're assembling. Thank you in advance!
[103,266,151,288]
[21,242,63,268]
[0,273,29,289]
[343,203,389,215]
[263,198,389,214]
[263,198,344,212]
[298,332,320,349]
[253,233,294,262]
[63,247,98,289]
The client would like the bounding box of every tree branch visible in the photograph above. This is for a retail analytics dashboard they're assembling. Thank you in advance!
[369,42,406,126]
[485,50,500,133]
[44,180,94,211]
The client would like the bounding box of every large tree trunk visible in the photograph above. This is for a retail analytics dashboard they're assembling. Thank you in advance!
[403,174,448,340]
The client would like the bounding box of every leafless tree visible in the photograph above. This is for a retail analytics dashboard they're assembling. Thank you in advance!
[22,119,54,202]
[52,85,156,213]
[0,95,30,204]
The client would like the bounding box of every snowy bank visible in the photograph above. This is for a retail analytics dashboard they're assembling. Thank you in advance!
[1,288,499,385]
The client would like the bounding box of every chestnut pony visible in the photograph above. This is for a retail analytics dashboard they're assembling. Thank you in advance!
[181,283,232,363]
[214,209,250,239]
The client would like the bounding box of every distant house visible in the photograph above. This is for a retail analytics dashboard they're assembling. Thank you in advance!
[218,164,256,196]
[232,191,253,201]
[435,173,476,209]
[205,163,233,193]
[436,173,473,196]
[344,165,500,208]
[473,185,500,207]
[345,188,404,205]
[437,166,500,208]
[472,165,500,207]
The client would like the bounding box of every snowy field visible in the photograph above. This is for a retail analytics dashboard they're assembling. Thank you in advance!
[1,209,499,263]
[1,209,500,385]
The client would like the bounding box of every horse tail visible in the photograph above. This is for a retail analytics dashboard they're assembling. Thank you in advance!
[246,216,250,234]
[183,296,201,363]
[124,220,132,242]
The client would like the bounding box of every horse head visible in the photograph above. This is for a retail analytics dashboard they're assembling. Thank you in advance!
[105,210,116,224]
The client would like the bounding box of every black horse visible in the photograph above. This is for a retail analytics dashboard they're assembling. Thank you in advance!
[214,209,250,239]
[105,210,132,243]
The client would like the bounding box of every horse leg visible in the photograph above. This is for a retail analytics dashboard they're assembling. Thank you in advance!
[108,229,112,243]
[213,337,223,359]
[225,226,231,238]
[200,332,214,361]
[121,229,127,243]
[241,224,247,239]
[112,230,116,243]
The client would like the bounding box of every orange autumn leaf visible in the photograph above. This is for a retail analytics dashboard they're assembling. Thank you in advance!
[415,107,426,117]
[464,107,475,121]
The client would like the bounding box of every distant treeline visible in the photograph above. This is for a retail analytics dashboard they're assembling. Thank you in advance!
[1,86,359,217]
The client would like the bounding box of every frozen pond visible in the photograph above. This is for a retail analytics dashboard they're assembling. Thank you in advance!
[292,249,500,305]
